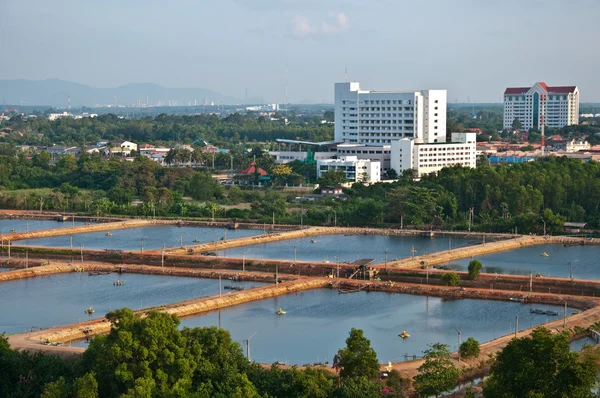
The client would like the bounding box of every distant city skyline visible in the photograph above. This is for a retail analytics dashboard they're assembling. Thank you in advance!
[1,0,599,103]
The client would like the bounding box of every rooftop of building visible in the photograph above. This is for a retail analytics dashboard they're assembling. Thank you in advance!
[504,82,577,95]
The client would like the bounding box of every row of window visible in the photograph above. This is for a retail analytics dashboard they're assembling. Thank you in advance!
[338,150,389,155]
[342,99,414,105]
[507,95,569,101]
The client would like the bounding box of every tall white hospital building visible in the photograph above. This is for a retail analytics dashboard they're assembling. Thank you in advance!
[503,82,579,130]
[334,82,476,177]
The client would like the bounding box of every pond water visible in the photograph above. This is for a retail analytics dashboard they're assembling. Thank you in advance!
[0,219,92,234]
[179,289,563,365]
[219,235,474,263]
[0,268,11,272]
[570,336,598,351]
[443,244,600,279]
[0,272,265,334]
[16,226,263,251]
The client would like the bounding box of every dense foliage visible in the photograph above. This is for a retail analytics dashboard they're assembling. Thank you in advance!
[483,327,599,397]
[1,113,333,147]
[0,312,408,398]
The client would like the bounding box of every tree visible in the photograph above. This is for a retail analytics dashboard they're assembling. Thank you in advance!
[78,309,197,397]
[468,260,482,280]
[413,343,460,398]
[386,168,398,179]
[440,272,460,286]
[332,328,379,380]
[484,327,598,398]
[386,186,441,225]
[459,337,480,359]
[511,118,522,130]
[188,172,222,201]
[319,169,347,187]
[332,376,381,398]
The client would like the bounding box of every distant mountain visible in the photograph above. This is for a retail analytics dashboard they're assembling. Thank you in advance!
[0,79,253,107]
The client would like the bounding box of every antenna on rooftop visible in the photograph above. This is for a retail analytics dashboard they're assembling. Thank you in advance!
[345,65,348,83]
[67,95,71,111]
[285,61,288,106]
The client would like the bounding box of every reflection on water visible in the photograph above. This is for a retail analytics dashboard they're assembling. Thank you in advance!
[444,244,600,280]
[179,289,563,365]
[0,272,265,334]
[0,219,92,234]
[220,234,473,263]
[16,226,263,251]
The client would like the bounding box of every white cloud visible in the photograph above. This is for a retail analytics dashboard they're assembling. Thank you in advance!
[322,12,349,34]
[292,15,316,37]
[290,11,349,37]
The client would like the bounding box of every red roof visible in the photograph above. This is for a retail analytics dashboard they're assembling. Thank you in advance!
[504,87,529,95]
[240,161,268,176]
[505,83,576,95]
[547,86,577,94]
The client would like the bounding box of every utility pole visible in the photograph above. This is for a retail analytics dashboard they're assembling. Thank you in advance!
[25,251,28,269]
[275,264,279,284]
[70,234,73,250]
[219,275,222,298]
[563,301,567,328]
[246,331,257,362]
[334,210,337,227]
[8,241,10,260]
[515,315,518,338]
[272,211,275,226]
[569,260,578,281]
[400,214,403,230]
[529,270,533,294]
[161,244,165,267]
[455,328,462,361]
[80,244,83,263]
[140,237,144,255]
[384,248,388,271]
[411,245,417,260]
[180,233,183,248]
[543,220,546,236]
[293,246,296,264]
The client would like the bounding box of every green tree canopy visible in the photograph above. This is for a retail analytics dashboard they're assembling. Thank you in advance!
[333,328,379,380]
[319,169,347,187]
[441,272,460,286]
[483,327,599,398]
[414,343,460,398]
[459,337,480,359]
[468,260,482,280]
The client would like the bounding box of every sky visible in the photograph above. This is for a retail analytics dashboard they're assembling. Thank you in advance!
[0,0,599,103]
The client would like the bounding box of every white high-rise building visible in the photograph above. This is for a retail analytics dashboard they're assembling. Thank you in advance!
[334,82,447,144]
[332,82,476,178]
[503,82,579,130]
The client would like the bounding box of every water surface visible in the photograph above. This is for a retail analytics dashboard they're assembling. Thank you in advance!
[0,272,265,334]
[16,226,263,251]
[444,244,600,279]
[220,235,473,263]
[180,289,563,365]
[570,336,597,351]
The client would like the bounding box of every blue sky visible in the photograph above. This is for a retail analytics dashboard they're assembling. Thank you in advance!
[0,0,598,103]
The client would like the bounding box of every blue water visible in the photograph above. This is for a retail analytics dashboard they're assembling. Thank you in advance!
[219,235,473,263]
[444,244,600,279]
[0,272,265,334]
[570,336,597,351]
[179,289,563,365]
[16,226,263,251]
[0,219,91,234]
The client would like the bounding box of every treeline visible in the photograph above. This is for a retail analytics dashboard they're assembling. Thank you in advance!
[1,112,333,147]
[346,157,600,231]
[0,309,409,398]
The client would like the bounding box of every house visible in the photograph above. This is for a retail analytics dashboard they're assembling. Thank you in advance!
[84,146,105,154]
[112,140,138,152]
[563,222,587,233]
[321,186,344,195]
